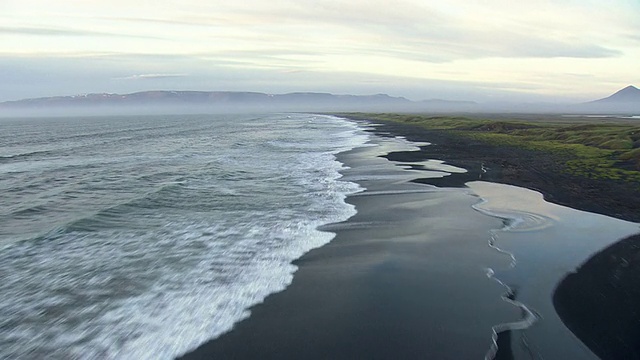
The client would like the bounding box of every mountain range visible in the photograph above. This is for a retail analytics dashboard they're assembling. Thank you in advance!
[0,86,638,116]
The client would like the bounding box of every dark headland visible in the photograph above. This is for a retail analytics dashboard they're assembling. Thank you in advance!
[554,233,640,360]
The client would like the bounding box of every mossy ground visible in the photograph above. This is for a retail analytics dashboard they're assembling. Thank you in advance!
[342,113,640,183]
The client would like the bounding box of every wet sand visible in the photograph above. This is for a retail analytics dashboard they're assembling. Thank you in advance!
[468,181,639,359]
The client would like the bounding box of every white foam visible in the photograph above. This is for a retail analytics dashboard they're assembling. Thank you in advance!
[402,159,467,174]
[0,113,370,360]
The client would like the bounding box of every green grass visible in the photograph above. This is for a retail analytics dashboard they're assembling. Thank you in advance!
[343,113,640,183]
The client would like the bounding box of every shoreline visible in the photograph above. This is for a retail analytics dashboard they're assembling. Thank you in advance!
[179,123,520,359]
[178,115,639,359]
[341,114,640,223]
[356,114,640,358]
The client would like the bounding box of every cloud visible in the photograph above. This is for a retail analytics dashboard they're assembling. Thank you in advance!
[0,25,159,39]
[626,34,640,43]
[114,73,189,80]
[4,2,628,62]
[347,36,620,64]
[171,1,625,61]
[507,41,620,59]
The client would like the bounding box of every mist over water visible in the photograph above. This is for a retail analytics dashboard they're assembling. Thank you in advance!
[0,113,368,359]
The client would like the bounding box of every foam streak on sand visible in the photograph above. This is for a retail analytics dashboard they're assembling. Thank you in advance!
[467,181,640,359]
[475,199,537,360]
[474,203,539,360]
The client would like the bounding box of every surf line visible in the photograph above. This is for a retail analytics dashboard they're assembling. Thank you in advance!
[470,198,540,360]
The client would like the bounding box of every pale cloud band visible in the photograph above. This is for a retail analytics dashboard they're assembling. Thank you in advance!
[0,26,158,39]
[114,74,189,80]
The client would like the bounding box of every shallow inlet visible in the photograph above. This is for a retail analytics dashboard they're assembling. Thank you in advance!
[467,181,640,359]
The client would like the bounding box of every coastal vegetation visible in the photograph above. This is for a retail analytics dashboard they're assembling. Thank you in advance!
[344,113,640,183]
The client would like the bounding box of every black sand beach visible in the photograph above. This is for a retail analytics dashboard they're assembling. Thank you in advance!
[179,117,640,360]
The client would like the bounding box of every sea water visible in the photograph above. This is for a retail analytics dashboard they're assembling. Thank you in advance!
[0,113,368,359]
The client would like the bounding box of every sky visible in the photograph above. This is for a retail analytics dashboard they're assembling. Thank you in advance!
[1,0,639,103]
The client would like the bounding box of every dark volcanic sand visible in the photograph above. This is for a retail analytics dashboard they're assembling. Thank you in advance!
[357,118,640,223]
[554,234,640,360]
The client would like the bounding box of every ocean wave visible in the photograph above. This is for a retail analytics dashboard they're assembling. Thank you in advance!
[0,149,58,163]
[0,113,369,359]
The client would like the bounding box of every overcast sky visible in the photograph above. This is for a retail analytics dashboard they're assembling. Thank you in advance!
[1,0,638,102]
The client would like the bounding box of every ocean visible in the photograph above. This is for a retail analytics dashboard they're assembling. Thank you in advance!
[0,113,368,359]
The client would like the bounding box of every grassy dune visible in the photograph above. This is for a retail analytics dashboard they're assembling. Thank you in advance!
[345,113,640,183]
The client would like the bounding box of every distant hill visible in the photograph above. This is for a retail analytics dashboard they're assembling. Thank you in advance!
[0,91,410,107]
[590,85,640,104]
[0,90,479,116]
[580,85,640,114]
